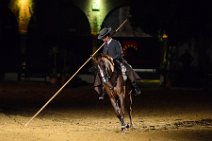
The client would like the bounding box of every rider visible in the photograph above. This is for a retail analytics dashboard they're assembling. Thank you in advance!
[93,27,141,100]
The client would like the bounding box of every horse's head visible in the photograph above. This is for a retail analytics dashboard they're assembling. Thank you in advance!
[97,54,115,76]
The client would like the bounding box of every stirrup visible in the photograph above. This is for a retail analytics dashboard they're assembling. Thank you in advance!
[99,92,106,100]
[133,87,141,96]
[132,82,141,96]
[99,96,104,100]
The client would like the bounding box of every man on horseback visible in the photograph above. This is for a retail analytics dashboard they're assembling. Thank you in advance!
[93,27,141,100]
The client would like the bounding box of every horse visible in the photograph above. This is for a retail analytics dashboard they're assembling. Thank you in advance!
[94,54,134,131]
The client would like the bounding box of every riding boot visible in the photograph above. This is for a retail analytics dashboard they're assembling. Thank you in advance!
[131,81,141,96]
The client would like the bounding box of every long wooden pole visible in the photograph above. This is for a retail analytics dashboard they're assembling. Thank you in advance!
[24,18,128,126]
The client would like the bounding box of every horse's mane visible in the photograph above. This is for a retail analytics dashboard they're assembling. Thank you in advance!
[99,54,114,65]
[98,54,115,72]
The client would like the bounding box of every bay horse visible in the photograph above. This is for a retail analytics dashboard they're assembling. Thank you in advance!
[94,54,134,131]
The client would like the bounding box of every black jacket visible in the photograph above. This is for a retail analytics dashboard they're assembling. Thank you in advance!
[102,39,123,60]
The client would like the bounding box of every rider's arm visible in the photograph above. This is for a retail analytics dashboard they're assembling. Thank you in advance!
[113,41,123,60]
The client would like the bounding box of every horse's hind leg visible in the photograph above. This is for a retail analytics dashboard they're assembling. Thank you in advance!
[125,91,134,128]
[119,94,131,129]
[109,98,126,130]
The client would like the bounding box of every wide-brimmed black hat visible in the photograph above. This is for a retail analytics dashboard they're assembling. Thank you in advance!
[98,27,112,39]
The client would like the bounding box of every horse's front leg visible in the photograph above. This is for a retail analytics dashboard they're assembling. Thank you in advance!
[109,97,126,130]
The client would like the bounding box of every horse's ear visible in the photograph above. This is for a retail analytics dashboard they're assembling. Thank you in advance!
[100,53,104,57]
[91,56,98,64]
[100,53,109,58]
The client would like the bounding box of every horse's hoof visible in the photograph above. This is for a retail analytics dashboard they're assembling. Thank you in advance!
[126,124,130,128]
[131,124,136,129]
[121,126,126,131]
[121,124,130,131]
[121,126,125,130]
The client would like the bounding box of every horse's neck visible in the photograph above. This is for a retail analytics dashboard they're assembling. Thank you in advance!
[110,67,122,84]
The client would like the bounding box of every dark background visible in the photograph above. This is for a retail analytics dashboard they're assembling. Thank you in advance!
[0,0,211,87]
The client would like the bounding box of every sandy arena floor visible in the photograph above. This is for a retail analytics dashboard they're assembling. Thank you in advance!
[0,82,212,141]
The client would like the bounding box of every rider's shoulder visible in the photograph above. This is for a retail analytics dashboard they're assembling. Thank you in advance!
[111,39,120,44]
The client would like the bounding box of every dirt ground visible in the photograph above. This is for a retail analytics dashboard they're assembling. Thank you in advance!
[0,81,212,141]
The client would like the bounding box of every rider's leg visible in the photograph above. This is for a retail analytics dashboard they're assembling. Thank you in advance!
[124,63,141,96]
[131,81,141,96]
